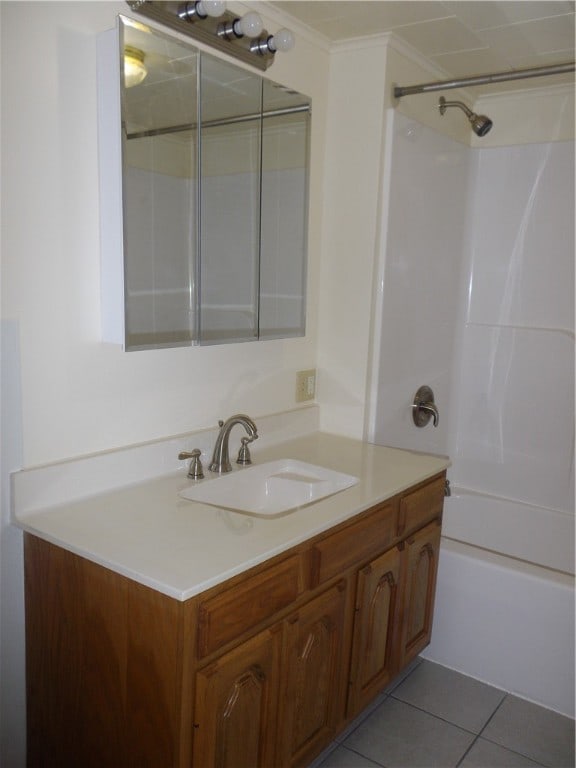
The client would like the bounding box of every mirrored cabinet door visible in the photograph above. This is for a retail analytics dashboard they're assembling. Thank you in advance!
[198,57,262,345]
[260,81,310,340]
[121,19,199,350]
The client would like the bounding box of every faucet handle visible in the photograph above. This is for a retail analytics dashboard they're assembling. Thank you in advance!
[178,448,204,479]
[412,385,439,428]
[237,436,256,466]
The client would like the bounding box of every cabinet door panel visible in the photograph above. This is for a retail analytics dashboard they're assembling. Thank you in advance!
[193,626,282,768]
[400,521,441,667]
[348,545,401,716]
[281,583,348,768]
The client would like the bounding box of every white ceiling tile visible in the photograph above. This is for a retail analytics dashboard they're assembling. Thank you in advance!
[312,16,373,39]
[431,48,512,77]
[443,1,514,31]
[270,2,346,24]
[517,14,575,54]
[393,17,487,56]
[341,1,452,29]
[273,1,452,27]
[483,1,575,26]
[477,14,575,60]
[475,23,538,59]
[508,48,576,68]
[445,0,575,30]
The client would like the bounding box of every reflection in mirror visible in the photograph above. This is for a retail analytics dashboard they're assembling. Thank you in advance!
[121,19,198,349]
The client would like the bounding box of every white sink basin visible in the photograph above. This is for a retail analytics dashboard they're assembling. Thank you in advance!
[179,459,359,517]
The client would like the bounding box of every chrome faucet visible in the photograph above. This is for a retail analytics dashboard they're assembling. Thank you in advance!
[209,414,258,474]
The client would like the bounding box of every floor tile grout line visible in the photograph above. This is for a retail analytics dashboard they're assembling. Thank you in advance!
[334,692,391,744]
[454,732,483,768]
[476,691,508,737]
[475,693,557,768]
[339,743,388,768]
[478,732,553,768]
[388,692,486,737]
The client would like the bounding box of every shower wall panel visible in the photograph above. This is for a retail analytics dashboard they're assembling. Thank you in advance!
[450,140,575,570]
[372,112,470,456]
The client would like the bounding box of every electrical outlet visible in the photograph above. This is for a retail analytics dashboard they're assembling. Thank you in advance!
[296,369,316,402]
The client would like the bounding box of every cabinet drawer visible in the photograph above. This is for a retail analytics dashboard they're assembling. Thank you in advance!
[197,554,305,657]
[311,501,397,586]
[398,476,445,537]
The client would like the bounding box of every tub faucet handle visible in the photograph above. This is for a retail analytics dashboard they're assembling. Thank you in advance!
[412,385,439,428]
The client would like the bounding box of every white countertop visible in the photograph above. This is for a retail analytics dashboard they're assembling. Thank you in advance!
[14,432,449,601]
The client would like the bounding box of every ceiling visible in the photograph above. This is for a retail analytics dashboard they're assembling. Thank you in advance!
[269,1,575,94]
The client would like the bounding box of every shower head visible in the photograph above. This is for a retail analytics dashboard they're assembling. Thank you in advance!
[438,96,493,137]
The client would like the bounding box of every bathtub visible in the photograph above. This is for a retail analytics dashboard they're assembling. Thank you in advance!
[422,486,575,717]
[442,486,574,575]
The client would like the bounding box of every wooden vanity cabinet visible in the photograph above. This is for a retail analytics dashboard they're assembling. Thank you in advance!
[192,580,348,768]
[347,543,402,717]
[23,535,196,768]
[279,581,349,768]
[399,519,442,668]
[24,471,445,768]
[192,623,284,768]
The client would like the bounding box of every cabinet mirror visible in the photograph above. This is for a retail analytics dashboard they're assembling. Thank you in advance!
[99,16,311,350]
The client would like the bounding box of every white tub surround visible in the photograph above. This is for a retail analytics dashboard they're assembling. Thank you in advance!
[369,108,574,717]
[12,415,448,601]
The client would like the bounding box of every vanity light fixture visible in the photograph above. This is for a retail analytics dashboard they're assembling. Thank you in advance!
[124,45,147,87]
[178,1,226,21]
[126,0,294,71]
[217,11,264,41]
[251,27,295,55]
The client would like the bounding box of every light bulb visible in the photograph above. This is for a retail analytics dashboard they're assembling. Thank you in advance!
[197,0,226,17]
[124,46,147,88]
[269,28,295,52]
[233,11,264,38]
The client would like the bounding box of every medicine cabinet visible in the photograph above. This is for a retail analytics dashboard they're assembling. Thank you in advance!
[98,16,311,350]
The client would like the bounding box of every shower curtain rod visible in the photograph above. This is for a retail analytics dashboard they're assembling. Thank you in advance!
[394,61,575,98]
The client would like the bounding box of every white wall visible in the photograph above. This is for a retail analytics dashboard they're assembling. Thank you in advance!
[1,1,329,467]
[316,38,389,439]
[0,3,329,764]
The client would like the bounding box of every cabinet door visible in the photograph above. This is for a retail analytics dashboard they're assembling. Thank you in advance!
[399,520,441,667]
[348,545,401,717]
[193,625,282,768]
[280,582,348,768]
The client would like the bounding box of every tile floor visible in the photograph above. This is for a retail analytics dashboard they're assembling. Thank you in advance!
[310,659,575,768]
